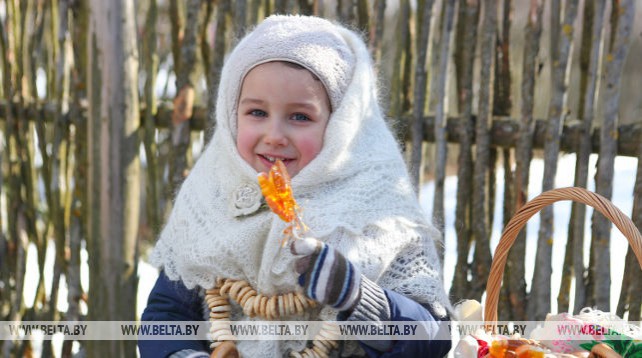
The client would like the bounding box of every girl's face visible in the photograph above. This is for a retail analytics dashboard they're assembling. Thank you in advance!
[236,62,331,177]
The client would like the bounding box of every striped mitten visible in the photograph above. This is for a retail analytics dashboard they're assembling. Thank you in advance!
[291,238,361,312]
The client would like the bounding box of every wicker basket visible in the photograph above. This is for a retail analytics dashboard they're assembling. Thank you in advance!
[483,187,642,325]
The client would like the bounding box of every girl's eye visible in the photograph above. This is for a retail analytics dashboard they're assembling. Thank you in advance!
[249,109,267,117]
[291,113,310,122]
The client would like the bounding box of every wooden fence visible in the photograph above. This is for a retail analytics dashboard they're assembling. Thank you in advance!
[0,0,641,357]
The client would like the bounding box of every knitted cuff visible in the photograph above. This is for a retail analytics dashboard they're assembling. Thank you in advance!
[346,276,393,352]
[168,349,210,358]
[347,276,391,323]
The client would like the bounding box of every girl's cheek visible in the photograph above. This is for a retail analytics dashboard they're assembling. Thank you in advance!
[236,127,252,156]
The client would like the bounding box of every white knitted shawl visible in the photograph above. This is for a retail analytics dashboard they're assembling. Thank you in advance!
[150,15,451,356]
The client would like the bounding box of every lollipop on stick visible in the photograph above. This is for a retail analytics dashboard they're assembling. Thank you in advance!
[257,160,308,246]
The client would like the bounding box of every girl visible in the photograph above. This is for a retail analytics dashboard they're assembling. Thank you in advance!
[140,14,452,358]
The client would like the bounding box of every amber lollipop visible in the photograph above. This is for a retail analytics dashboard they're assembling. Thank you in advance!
[257,160,307,246]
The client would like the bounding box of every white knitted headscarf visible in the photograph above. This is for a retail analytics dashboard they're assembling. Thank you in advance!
[150,14,451,356]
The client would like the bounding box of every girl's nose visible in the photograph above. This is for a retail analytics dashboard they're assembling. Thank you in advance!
[264,119,288,146]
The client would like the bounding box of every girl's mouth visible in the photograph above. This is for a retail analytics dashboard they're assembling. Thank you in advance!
[259,154,293,168]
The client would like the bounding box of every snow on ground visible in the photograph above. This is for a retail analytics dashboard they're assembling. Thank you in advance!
[419,154,637,314]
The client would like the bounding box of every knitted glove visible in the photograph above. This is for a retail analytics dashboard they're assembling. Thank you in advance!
[291,238,361,312]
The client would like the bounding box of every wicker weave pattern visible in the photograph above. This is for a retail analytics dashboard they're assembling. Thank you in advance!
[483,187,642,325]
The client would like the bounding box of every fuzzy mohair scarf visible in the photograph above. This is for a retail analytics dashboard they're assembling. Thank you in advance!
[150,14,452,356]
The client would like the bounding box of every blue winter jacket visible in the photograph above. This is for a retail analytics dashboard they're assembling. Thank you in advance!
[139,271,451,357]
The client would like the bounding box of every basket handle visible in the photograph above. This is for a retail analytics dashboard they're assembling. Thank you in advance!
[483,187,642,325]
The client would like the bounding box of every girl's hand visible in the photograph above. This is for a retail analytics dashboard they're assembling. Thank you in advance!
[291,238,361,312]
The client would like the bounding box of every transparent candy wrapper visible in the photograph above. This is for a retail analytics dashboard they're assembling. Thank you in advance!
[453,302,642,357]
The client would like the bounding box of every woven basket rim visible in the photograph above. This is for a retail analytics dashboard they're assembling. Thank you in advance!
[483,186,642,325]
